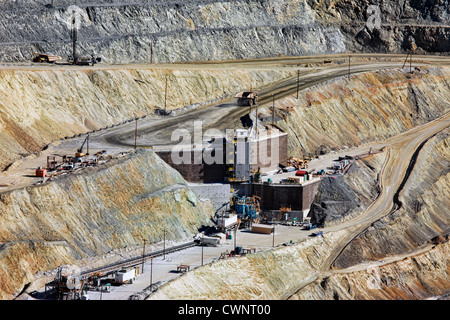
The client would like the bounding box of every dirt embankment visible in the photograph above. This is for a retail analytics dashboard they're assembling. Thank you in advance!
[274,65,450,158]
[333,129,450,269]
[290,129,450,300]
[0,67,291,172]
[0,0,344,63]
[290,241,450,300]
[0,149,215,299]
[149,130,449,300]
[309,152,386,227]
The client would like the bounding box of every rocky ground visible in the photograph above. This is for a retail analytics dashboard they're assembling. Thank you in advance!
[0,149,215,299]
[149,122,449,300]
[275,65,450,158]
[0,0,448,64]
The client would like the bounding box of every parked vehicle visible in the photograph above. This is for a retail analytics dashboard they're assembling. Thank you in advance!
[303,223,317,230]
[114,268,136,284]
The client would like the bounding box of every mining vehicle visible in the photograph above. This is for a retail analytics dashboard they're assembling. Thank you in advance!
[235,91,258,106]
[68,55,102,66]
[32,53,62,63]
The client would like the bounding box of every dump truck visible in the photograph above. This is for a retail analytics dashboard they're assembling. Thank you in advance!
[235,91,258,106]
[32,53,62,63]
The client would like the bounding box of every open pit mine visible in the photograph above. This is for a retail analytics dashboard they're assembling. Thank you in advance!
[0,0,448,305]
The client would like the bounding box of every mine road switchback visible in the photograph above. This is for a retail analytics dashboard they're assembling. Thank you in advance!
[283,111,450,299]
[2,53,449,195]
[1,54,449,300]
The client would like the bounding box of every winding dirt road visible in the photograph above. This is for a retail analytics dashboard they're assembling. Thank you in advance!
[1,53,448,299]
[2,53,431,193]
[282,111,450,298]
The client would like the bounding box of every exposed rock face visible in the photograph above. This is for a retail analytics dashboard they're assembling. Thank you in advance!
[309,153,385,227]
[289,129,450,299]
[149,130,449,300]
[276,66,450,158]
[0,66,291,171]
[0,149,215,299]
[290,241,450,300]
[308,0,450,54]
[333,129,450,269]
[1,0,448,64]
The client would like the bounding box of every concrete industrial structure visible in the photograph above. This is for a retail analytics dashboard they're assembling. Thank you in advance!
[154,126,288,184]
[234,178,321,220]
[154,125,317,221]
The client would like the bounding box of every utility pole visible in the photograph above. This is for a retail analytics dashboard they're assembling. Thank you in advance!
[403,46,415,73]
[272,94,275,127]
[296,69,300,99]
[163,228,166,260]
[150,256,153,291]
[272,224,275,247]
[410,47,413,74]
[134,118,138,149]
[72,14,77,65]
[142,239,147,273]
[201,232,204,266]
[150,41,153,64]
[164,75,168,113]
[255,104,258,140]
[348,55,351,78]
[234,224,237,250]
[86,134,89,155]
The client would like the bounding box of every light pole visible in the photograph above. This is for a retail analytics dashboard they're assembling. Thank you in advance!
[134,118,138,149]
[348,55,351,78]
[272,93,275,126]
[142,239,147,273]
[150,256,153,291]
[163,228,166,260]
[201,232,204,266]
[272,224,275,247]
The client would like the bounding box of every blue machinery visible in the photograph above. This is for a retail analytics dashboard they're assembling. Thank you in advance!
[233,195,261,223]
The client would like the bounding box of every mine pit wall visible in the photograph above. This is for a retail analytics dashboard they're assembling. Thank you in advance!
[0,0,345,64]
[333,129,450,270]
[0,1,448,64]
[276,66,450,159]
[0,149,215,299]
[148,131,449,300]
[0,67,292,172]
[290,241,450,300]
